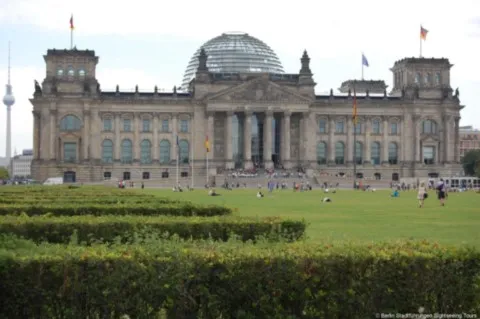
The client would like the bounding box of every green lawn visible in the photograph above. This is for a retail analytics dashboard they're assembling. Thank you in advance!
[145,188,480,247]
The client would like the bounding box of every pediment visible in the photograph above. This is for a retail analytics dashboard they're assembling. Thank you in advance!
[421,134,440,143]
[206,78,311,103]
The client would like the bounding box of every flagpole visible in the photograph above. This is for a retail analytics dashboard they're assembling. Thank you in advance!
[70,28,73,49]
[353,83,357,190]
[361,64,364,80]
[191,123,194,188]
[419,35,422,58]
[176,136,179,186]
[206,150,209,186]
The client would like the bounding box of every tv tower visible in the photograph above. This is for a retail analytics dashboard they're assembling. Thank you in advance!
[2,42,14,161]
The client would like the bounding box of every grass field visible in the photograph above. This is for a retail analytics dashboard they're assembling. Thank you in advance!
[145,188,480,247]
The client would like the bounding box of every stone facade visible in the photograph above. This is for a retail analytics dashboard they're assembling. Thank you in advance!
[29,48,464,183]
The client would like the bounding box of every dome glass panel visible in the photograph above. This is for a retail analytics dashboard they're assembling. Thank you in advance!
[181,32,284,89]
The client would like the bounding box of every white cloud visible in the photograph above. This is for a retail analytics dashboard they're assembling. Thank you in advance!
[0,0,479,157]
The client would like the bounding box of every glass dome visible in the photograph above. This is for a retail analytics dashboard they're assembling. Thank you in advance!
[181,32,284,89]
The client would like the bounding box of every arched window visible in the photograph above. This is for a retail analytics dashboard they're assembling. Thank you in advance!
[316,142,327,164]
[335,142,345,164]
[121,139,133,164]
[60,115,81,131]
[57,68,64,78]
[179,139,189,164]
[140,140,152,164]
[422,120,437,134]
[67,67,75,80]
[371,142,381,165]
[388,142,398,165]
[435,72,441,85]
[159,140,171,164]
[355,141,363,164]
[78,69,86,80]
[102,139,113,163]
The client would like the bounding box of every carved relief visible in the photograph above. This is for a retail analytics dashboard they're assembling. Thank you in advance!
[215,80,300,102]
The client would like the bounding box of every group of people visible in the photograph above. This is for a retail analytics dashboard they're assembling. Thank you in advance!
[416,178,448,208]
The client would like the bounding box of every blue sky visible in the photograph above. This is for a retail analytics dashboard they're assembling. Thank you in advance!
[0,0,479,156]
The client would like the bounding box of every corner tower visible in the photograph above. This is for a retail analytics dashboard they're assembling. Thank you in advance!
[390,57,453,99]
[40,48,99,97]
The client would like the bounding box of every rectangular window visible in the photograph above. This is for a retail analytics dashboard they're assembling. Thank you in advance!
[63,142,77,163]
[123,172,131,180]
[123,119,131,132]
[318,119,327,133]
[390,122,398,135]
[103,119,112,131]
[180,119,189,133]
[142,172,150,179]
[161,119,169,132]
[423,146,435,165]
[335,121,344,134]
[354,123,361,134]
[372,120,381,134]
[103,172,112,180]
[142,119,150,132]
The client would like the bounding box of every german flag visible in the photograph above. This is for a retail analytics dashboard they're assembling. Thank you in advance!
[205,135,210,153]
[420,25,428,40]
[70,15,74,30]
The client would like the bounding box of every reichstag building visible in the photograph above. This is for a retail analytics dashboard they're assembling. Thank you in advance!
[30,32,463,183]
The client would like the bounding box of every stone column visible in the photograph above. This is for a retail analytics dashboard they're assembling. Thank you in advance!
[382,116,389,164]
[153,113,159,162]
[364,117,371,164]
[415,116,421,162]
[225,111,233,168]
[40,109,50,160]
[32,111,40,160]
[282,111,291,168]
[90,109,99,160]
[328,116,335,163]
[402,113,412,164]
[243,111,253,169]
[263,110,273,169]
[114,113,121,161]
[454,117,460,163]
[346,118,353,164]
[171,114,178,160]
[49,109,57,160]
[83,110,90,161]
[206,112,215,160]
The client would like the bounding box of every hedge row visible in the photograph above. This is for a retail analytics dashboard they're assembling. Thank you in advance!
[0,203,232,217]
[0,215,305,243]
[0,238,479,318]
[0,197,183,205]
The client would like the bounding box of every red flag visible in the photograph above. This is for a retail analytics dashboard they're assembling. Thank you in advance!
[70,15,74,30]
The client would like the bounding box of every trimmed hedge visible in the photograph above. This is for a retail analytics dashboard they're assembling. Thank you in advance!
[0,197,183,205]
[0,215,306,243]
[0,203,232,217]
[0,239,479,318]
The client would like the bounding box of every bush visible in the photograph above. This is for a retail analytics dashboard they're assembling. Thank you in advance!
[0,239,479,318]
[0,215,306,243]
[0,203,232,217]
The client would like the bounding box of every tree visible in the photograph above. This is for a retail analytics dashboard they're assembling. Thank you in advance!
[461,149,480,176]
[0,167,9,180]
[476,159,480,178]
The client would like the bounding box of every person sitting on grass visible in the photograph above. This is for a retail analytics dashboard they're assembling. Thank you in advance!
[208,188,219,196]
[391,189,399,198]
[257,191,264,198]
[322,197,332,203]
